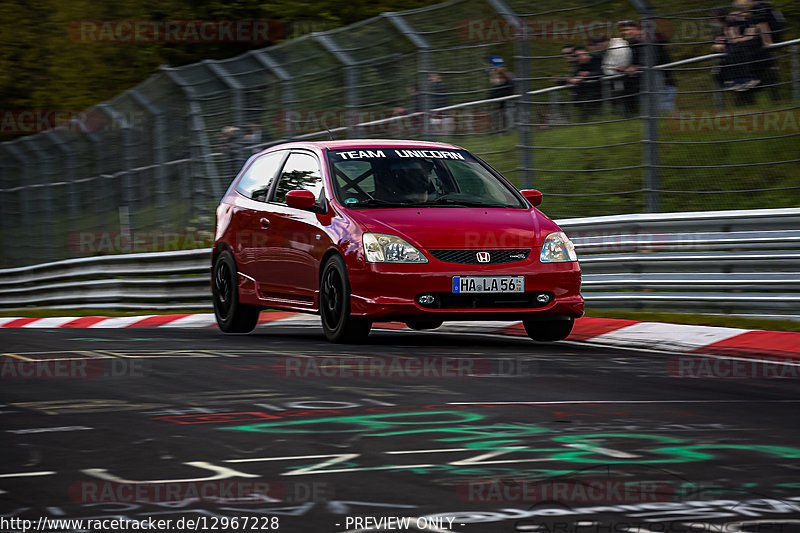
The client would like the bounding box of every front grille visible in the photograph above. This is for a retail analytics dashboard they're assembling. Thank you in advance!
[429,249,530,265]
[417,292,554,309]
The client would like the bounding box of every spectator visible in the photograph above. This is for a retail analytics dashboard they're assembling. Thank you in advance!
[753,1,783,100]
[557,44,579,100]
[754,0,785,42]
[588,35,608,59]
[567,46,603,121]
[219,126,242,178]
[595,34,632,114]
[427,73,454,134]
[487,55,516,82]
[427,72,450,109]
[724,0,772,98]
[561,44,579,73]
[489,67,515,131]
[619,20,677,115]
[242,123,263,147]
[393,84,421,115]
[392,85,423,134]
[711,9,736,91]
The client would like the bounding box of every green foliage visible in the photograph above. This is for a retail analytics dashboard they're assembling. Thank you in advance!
[0,0,437,137]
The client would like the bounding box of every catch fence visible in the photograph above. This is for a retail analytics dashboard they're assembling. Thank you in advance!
[0,0,798,267]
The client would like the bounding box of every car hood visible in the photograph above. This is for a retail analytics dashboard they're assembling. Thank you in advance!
[346,207,561,249]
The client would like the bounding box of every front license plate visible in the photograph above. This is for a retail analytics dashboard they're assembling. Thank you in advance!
[452,276,525,294]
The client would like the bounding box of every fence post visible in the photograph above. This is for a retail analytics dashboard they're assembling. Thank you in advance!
[0,151,8,266]
[485,0,530,187]
[517,38,532,188]
[205,61,244,132]
[0,146,23,267]
[314,33,359,138]
[642,43,660,213]
[130,89,169,228]
[629,0,660,213]
[5,143,31,264]
[20,136,57,262]
[384,13,431,137]
[96,103,136,231]
[80,118,108,234]
[161,66,221,216]
[792,45,800,102]
[205,60,248,178]
[250,50,295,138]
[45,131,78,249]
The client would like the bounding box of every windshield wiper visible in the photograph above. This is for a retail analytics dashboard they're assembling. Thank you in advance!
[426,197,507,208]
[347,198,405,208]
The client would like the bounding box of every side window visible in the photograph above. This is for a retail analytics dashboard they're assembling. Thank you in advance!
[274,152,324,205]
[235,151,284,201]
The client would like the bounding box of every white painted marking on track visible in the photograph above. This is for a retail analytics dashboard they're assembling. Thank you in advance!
[225,454,357,463]
[0,471,55,479]
[564,443,639,458]
[588,322,749,351]
[386,448,467,454]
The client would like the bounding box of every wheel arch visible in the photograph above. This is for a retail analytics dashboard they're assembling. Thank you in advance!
[318,247,345,287]
[212,241,234,266]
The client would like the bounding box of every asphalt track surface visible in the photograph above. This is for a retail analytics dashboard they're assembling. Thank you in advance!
[1,324,800,533]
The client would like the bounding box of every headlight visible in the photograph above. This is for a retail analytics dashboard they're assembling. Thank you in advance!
[540,231,578,262]
[363,233,428,263]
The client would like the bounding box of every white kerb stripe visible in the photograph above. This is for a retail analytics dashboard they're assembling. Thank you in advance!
[158,314,217,328]
[588,322,750,351]
[0,317,25,327]
[20,317,80,328]
[435,320,519,333]
[88,316,157,328]
[259,315,320,327]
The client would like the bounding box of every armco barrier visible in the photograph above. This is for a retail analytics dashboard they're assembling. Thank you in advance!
[1,208,799,316]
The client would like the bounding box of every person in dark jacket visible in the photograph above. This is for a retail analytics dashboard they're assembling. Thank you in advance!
[489,67,515,131]
[619,20,677,115]
[724,0,779,102]
[567,46,604,122]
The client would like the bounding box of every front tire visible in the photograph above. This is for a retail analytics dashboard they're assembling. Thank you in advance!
[319,255,371,343]
[523,317,574,342]
[212,250,260,333]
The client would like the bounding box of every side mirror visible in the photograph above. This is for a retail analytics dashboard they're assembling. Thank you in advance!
[286,190,317,210]
[520,189,543,207]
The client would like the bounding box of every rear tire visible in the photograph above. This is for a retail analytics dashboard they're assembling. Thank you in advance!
[319,255,371,343]
[523,317,574,342]
[212,250,260,333]
[406,319,444,331]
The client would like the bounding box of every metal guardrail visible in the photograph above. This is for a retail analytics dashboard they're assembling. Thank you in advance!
[2,0,799,269]
[1,208,799,317]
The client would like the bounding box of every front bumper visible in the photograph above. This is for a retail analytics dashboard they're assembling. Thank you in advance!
[348,259,583,321]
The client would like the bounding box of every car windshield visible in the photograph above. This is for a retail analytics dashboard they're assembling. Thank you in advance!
[328,148,527,209]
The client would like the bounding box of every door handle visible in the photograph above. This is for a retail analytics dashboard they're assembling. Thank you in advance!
[260,217,270,229]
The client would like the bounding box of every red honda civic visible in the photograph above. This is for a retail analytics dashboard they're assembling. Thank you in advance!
[212,140,583,343]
